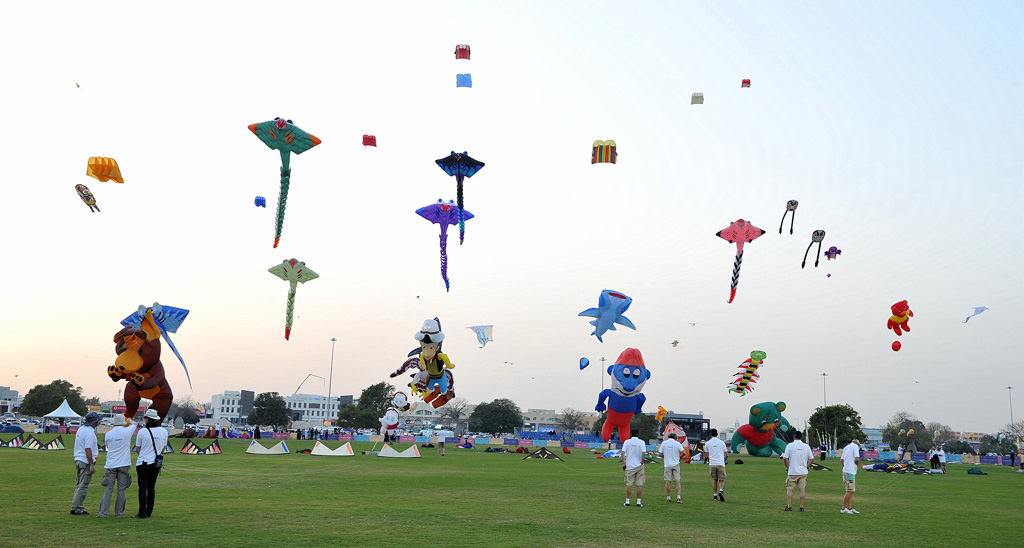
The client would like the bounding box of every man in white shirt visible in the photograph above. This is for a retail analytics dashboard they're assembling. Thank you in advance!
[782,430,814,511]
[71,412,102,515]
[840,439,861,514]
[620,429,647,507]
[658,433,684,503]
[936,446,946,471]
[98,415,137,518]
[704,429,728,502]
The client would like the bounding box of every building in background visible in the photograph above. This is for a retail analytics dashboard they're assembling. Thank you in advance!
[0,386,20,414]
[211,390,353,427]
[660,411,711,444]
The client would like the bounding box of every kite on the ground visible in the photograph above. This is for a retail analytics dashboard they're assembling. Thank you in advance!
[802,230,826,268]
[824,246,841,260]
[268,258,319,340]
[887,300,913,336]
[249,118,322,248]
[75,184,99,212]
[467,325,494,347]
[86,157,124,183]
[716,219,765,303]
[728,350,766,396]
[455,44,470,59]
[435,152,484,244]
[578,290,635,343]
[592,140,617,164]
[778,200,798,234]
[964,307,989,323]
[416,199,474,291]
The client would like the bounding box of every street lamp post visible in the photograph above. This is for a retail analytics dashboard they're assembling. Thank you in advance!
[821,373,828,407]
[1008,386,1015,426]
[600,357,607,392]
[328,338,337,422]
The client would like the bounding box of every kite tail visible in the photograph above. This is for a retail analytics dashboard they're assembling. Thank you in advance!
[801,242,813,269]
[790,212,795,235]
[458,211,466,245]
[728,252,742,303]
[158,328,192,390]
[814,242,822,267]
[275,155,291,248]
[440,233,450,292]
[778,211,787,234]
[284,288,296,340]
[457,176,465,245]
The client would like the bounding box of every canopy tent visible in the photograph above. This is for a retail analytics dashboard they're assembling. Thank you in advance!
[43,399,82,419]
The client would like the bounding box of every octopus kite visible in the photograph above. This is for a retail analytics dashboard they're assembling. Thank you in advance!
[728,350,766,396]
[268,258,319,340]
[249,118,322,248]
[802,230,826,268]
[717,219,765,303]
[778,200,798,234]
[416,199,473,291]
[435,152,485,244]
[887,300,913,336]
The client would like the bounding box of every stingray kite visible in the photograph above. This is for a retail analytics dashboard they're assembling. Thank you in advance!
[778,200,798,234]
[964,307,989,323]
[435,152,484,245]
[728,350,766,396]
[120,303,192,389]
[578,289,635,342]
[75,184,100,212]
[249,118,322,248]
[824,246,841,260]
[416,199,474,291]
[802,230,826,268]
[268,258,319,340]
[467,325,494,347]
[716,219,765,303]
[86,157,124,184]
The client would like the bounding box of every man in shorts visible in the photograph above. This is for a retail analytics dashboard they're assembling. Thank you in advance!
[659,433,684,503]
[620,429,646,507]
[840,438,861,514]
[782,430,814,511]
[705,428,728,502]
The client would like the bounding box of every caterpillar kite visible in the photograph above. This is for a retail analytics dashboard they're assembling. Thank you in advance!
[728,350,766,396]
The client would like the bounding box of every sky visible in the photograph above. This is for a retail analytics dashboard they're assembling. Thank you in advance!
[0,1,1021,433]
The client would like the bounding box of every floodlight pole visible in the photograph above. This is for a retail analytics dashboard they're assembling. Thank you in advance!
[600,357,607,392]
[1009,386,1015,427]
[821,373,828,451]
[328,338,337,421]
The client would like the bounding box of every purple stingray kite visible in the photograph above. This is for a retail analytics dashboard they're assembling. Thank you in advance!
[417,199,474,291]
[717,219,765,304]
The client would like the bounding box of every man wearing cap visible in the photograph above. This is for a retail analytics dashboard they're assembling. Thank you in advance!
[71,412,102,515]
[98,415,137,518]
[132,409,168,519]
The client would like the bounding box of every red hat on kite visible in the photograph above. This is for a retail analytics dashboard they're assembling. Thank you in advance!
[614,348,646,368]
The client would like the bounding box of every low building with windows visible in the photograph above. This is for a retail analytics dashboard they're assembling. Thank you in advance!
[211,390,353,427]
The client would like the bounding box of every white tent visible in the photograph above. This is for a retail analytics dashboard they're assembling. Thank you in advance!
[43,399,82,419]
[311,441,354,456]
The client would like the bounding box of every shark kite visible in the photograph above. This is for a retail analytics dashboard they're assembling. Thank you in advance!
[578,290,636,342]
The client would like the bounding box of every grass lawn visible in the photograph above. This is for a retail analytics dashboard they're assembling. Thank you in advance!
[0,435,1021,547]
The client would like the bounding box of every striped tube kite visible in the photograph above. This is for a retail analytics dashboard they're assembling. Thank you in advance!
[728,350,766,396]
[249,118,322,248]
[716,219,765,303]
[416,199,473,291]
[268,258,319,340]
[435,153,484,244]
[592,140,617,164]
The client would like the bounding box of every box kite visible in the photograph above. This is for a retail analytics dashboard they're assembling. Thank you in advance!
[592,140,617,164]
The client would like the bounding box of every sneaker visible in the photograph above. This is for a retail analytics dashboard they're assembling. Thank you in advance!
[677,498,683,504]
[70,510,89,515]
[131,514,147,519]
[848,509,860,514]
[784,506,792,511]
[841,509,851,514]
[713,494,718,501]
[623,502,630,507]
[799,507,804,512]
[666,497,672,503]
[636,502,643,508]
[718,491,725,502]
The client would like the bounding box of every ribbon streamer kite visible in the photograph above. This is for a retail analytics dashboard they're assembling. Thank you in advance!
[435,152,485,245]
[268,259,319,340]
[778,200,798,234]
[802,230,826,268]
[716,219,765,303]
[249,118,322,248]
[416,199,473,291]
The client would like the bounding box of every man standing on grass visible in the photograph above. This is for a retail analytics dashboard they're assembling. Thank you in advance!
[98,415,137,518]
[659,433,684,504]
[621,429,646,508]
[783,430,814,512]
[705,429,728,502]
[70,412,102,515]
[840,438,861,514]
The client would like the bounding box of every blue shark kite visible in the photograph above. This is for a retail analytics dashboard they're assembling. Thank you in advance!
[120,303,192,389]
[963,307,989,323]
[578,290,636,343]
[467,325,494,347]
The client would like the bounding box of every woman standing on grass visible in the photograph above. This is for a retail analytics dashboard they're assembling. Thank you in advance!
[133,409,168,519]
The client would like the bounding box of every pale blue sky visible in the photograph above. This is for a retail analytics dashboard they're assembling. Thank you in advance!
[0,1,1021,432]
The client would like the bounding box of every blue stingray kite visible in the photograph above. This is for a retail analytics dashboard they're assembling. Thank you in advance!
[578,290,636,343]
[435,152,485,245]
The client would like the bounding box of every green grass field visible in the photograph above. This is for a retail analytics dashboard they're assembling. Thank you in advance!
[1,435,1021,547]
